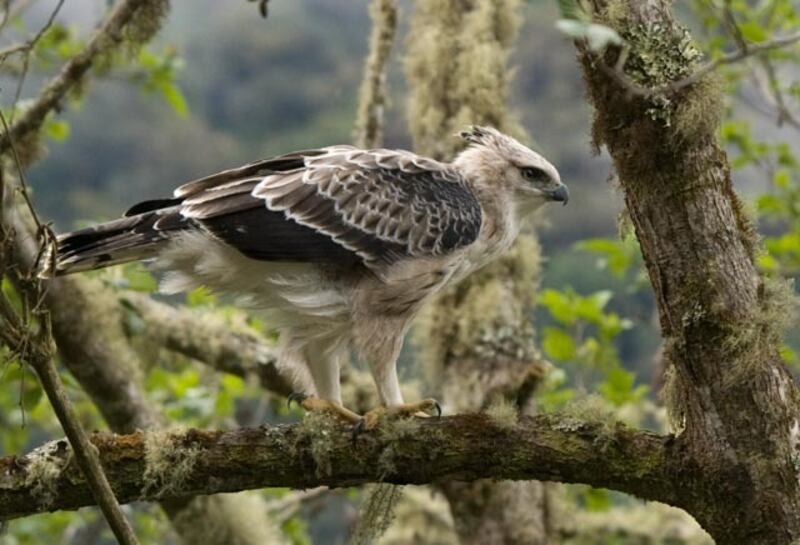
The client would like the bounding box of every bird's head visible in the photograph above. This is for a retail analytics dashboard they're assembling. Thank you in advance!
[454,126,568,214]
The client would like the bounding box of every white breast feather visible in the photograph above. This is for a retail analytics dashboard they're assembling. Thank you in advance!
[154,231,350,331]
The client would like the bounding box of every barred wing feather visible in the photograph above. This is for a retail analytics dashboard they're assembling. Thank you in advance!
[179,147,483,267]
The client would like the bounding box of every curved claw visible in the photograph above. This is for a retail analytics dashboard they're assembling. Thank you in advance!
[287,392,308,410]
[433,400,442,417]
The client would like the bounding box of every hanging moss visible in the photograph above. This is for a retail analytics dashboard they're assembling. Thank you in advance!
[291,411,341,478]
[405,0,524,160]
[354,0,398,149]
[485,396,519,428]
[22,441,71,508]
[672,74,724,142]
[122,0,171,52]
[142,427,199,497]
[170,493,285,545]
[349,483,404,545]
[403,2,551,541]
[380,486,458,545]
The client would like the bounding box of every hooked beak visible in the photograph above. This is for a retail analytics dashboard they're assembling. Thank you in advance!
[548,184,569,206]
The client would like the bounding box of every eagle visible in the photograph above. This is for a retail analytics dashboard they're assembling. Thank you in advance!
[44,126,568,429]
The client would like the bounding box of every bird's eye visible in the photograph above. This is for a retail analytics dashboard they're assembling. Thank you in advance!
[520,166,547,182]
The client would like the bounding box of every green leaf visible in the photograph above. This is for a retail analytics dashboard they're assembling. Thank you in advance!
[43,119,71,141]
[542,327,577,361]
[597,367,647,406]
[540,289,577,325]
[186,287,216,307]
[573,290,613,324]
[158,81,188,117]
[576,237,641,278]
[282,517,312,545]
[757,252,779,272]
[738,21,768,43]
[780,344,798,368]
[583,487,611,512]
[757,194,784,214]
[21,381,44,411]
[124,267,158,293]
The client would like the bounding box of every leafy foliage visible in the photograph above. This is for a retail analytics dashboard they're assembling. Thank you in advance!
[539,286,644,411]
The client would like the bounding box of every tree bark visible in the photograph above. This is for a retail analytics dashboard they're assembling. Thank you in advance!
[0,414,675,520]
[577,2,800,543]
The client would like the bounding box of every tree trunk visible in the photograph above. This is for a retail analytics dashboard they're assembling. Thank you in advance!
[578,2,800,543]
[406,1,552,543]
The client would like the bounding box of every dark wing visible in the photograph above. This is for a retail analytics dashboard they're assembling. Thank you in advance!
[179,146,483,268]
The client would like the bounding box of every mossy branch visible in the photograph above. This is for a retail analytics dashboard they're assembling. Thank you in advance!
[120,291,294,397]
[354,0,398,148]
[0,414,679,520]
[0,0,168,156]
[1,188,140,545]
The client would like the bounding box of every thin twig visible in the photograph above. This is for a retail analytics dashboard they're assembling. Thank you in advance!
[0,173,141,545]
[0,0,11,36]
[1,0,65,121]
[719,2,800,128]
[0,0,64,62]
[597,29,800,98]
[0,110,40,229]
[28,348,141,545]
[0,48,140,545]
[0,0,156,155]
[0,0,35,36]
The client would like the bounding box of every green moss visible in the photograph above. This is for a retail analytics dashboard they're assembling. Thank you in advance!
[142,428,199,497]
[350,484,404,545]
[292,412,340,478]
[555,395,618,435]
[672,74,724,141]
[659,359,688,433]
[485,396,519,428]
[598,0,629,29]
[376,416,424,477]
[23,441,70,508]
[123,0,170,51]
[593,5,707,129]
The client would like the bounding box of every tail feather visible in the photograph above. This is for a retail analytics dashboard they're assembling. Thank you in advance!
[41,208,188,277]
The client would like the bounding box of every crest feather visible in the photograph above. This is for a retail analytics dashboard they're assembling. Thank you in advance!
[457,125,507,147]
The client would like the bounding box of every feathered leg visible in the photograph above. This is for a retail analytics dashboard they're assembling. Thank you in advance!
[354,319,440,432]
[283,333,360,423]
